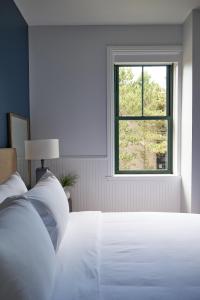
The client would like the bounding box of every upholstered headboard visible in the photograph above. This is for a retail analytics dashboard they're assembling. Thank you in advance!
[0,148,17,183]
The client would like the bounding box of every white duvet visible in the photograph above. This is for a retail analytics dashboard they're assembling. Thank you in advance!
[52,212,200,300]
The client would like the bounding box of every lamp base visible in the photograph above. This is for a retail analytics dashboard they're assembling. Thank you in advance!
[36,167,48,183]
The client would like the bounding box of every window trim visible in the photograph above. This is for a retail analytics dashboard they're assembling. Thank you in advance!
[107,46,182,178]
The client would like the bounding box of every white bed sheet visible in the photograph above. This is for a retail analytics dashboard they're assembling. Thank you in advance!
[52,212,101,300]
[52,212,200,300]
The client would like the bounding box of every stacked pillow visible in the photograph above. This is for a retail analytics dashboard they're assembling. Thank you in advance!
[0,170,70,300]
[22,170,70,251]
[0,172,27,203]
[0,198,56,300]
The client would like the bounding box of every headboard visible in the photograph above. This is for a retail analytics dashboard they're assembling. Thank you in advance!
[0,148,17,183]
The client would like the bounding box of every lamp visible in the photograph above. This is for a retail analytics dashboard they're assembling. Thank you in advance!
[25,139,59,182]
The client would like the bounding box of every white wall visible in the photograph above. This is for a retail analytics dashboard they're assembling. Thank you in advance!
[29,25,182,212]
[29,25,182,156]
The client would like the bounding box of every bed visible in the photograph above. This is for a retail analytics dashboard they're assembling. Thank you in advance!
[53,211,200,300]
[0,149,200,300]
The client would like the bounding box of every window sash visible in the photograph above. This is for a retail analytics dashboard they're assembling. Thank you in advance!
[114,64,173,174]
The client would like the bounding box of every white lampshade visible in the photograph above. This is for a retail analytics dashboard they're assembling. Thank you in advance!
[25,139,59,160]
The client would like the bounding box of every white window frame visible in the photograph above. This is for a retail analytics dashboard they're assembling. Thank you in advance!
[107,46,182,178]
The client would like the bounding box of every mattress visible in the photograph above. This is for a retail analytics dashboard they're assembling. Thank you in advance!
[52,212,200,300]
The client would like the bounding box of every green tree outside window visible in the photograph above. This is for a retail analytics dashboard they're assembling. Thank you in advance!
[115,65,173,173]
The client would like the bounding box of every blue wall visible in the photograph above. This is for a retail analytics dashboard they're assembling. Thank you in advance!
[0,0,29,147]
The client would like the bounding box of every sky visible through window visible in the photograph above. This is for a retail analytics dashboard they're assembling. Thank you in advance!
[128,66,166,89]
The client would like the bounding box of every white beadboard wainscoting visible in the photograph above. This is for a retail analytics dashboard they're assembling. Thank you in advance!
[31,157,181,212]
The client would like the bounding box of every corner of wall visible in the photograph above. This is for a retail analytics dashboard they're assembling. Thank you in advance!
[191,9,200,213]
[181,12,193,213]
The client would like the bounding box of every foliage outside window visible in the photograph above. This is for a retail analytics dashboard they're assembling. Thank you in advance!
[114,65,173,174]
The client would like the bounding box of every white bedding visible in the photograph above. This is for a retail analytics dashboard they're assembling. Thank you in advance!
[52,212,101,300]
[52,212,200,300]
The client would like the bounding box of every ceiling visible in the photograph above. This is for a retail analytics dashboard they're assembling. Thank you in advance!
[14,0,200,26]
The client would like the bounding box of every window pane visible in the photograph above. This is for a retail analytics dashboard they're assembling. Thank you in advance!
[143,66,167,116]
[119,120,168,171]
[119,66,142,116]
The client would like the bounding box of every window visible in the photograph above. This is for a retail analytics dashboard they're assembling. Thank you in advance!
[114,64,173,174]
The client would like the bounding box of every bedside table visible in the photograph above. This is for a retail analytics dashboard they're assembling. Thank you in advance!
[68,198,72,212]
[64,188,72,212]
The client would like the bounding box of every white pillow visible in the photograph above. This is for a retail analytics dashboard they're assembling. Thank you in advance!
[0,172,27,203]
[0,198,56,300]
[23,170,69,251]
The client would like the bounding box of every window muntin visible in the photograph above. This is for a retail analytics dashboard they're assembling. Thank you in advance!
[115,64,173,174]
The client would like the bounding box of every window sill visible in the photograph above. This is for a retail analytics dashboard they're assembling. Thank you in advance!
[105,174,181,181]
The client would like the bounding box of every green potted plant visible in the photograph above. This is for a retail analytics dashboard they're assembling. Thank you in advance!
[60,173,78,188]
[59,174,78,212]
[59,173,78,196]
